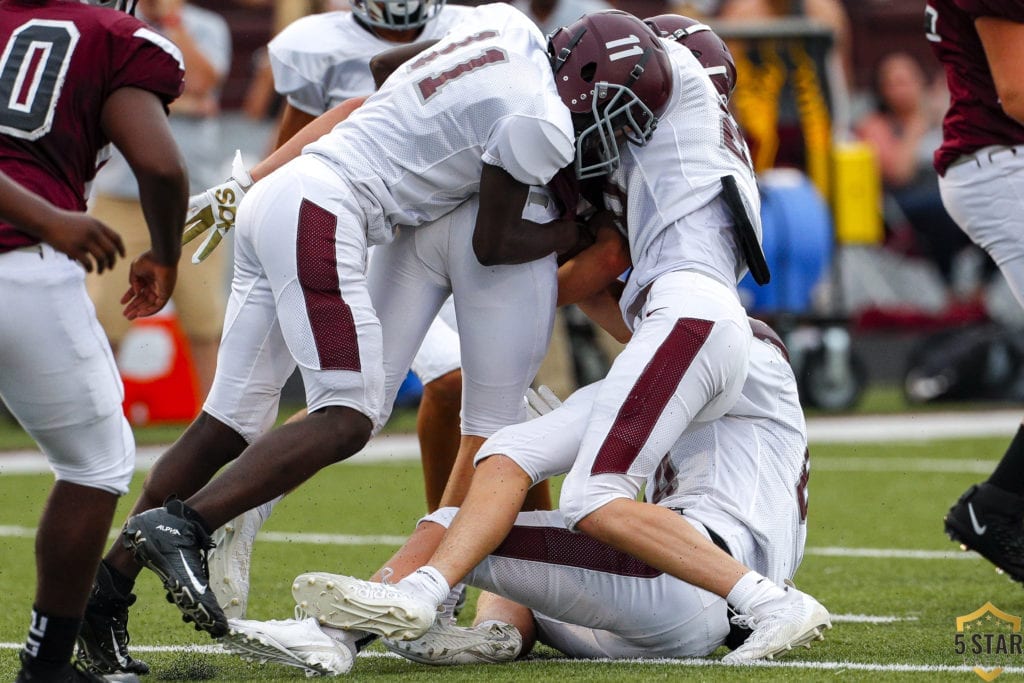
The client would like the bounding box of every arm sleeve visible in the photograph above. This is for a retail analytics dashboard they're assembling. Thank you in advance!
[482,115,574,186]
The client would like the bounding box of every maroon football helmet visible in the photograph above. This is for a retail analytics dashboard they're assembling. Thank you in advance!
[645,14,736,101]
[548,10,674,179]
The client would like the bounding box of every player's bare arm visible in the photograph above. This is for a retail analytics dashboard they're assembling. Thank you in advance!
[273,103,317,150]
[473,164,580,266]
[101,86,187,319]
[252,96,369,182]
[577,285,631,342]
[369,39,440,88]
[974,16,1024,125]
[555,211,630,307]
[0,172,125,274]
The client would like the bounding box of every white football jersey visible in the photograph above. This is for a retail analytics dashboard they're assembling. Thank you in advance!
[303,4,574,245]
[268,5,472,114]
[606,40,762,316]
[647,329,809,584]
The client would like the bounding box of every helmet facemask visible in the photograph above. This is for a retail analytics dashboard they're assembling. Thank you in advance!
[353,0,444,31]
[573,82,658,179]
[549,11,672,180]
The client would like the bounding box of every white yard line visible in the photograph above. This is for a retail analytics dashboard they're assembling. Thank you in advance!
[830,614,918,623]
[0,642,1009,674]
[2,409,1022,476]
[0,525,985,563]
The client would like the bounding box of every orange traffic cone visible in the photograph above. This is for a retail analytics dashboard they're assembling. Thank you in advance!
[117,302,201,425]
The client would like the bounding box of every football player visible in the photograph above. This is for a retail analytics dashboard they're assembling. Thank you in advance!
[105,6,673,657]
[645,13,737,102]
[198,0,561,623]
[0,0,188,679]
[267,0,472,516]
[261,11,833,664]
[927,0,1024,582]
[219,319,811,672]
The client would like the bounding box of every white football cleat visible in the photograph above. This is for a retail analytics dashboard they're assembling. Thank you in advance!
[221,615,354,676]
[722,582,831,664]
[292,572,437,640]
[208,507,268,619]
[383,619,522,666]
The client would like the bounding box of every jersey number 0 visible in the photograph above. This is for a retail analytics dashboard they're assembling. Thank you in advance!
[0,20,79,140]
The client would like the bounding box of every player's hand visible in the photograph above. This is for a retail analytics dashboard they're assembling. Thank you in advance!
[585,210,621,244]
[120,251,177,320]
[525,385,562,419]
[38,212,126,274]
[182,149,252,264]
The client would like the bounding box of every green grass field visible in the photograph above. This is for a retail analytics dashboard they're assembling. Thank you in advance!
[3,407,1024,680]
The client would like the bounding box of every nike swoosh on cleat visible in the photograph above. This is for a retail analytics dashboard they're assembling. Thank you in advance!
[968,503,988,535]
[110,626,129,667]
[179,550,208,595]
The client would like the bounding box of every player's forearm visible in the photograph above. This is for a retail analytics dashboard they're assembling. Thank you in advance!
[556,234,630,306]
[273,104,317,150]
[473,218,579,266]
[576,286,631,343]
[137,168,187,265]
[0,172,67,240]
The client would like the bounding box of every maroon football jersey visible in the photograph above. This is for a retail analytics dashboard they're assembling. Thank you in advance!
[0,0,183,250]
[926,0,1024,175]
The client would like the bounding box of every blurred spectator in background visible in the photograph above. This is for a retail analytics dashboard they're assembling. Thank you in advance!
[669,0,720,19]
[717,0,852,198]
[241,0,331,126]
[855,51,994,308]
[512,0,612,36]
[88,0,231,401]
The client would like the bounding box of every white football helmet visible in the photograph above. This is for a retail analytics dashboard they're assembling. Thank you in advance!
[352,0,445,31]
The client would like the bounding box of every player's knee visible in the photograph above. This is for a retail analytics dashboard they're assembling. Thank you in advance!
[53,465,133,496]
[34,412,135,495]
[573,510,600,537]
[559,478,625,533]
[422,369,462,408]
[316,405,373,457]
[559,487,589,532]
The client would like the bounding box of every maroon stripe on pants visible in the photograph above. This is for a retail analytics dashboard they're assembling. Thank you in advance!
[296,199,360,371]
[492,524,663,578]
[591,318,714,475]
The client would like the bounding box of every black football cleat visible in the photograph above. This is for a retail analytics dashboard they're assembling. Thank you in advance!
[16,649,137,683]
[945,483,1024,584]
[122,499,228,637]
[76,563,149,675]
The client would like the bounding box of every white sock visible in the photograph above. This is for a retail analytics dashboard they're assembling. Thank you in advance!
[256,494,283,523]
[318,625,366,655]
[438,582,466,621]
[726,571,787,615]
[396,566,450,609]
